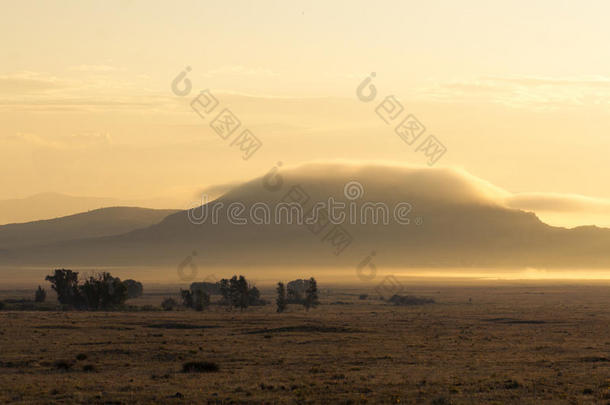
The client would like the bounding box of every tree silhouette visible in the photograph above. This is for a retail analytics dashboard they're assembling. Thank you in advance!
[45,269,81,308]
[304,277,319,311]
[79,272,128,310]
[180,289,194,308]
[123,279,143,299]
[34,285,46,303]
[192,289,210,311]
[276,282,287,313]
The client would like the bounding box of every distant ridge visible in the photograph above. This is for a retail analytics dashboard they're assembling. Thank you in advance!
[2,163,610,269]
[0,192,121,225]
[0,206,179,250]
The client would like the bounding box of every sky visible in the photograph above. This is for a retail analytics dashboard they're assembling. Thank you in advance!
[1,0,610,226]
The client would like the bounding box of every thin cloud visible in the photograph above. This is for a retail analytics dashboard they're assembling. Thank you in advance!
[68,65,125,73]
[419,75,610,109]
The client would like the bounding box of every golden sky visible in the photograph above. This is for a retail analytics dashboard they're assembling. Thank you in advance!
[1,0,610,226]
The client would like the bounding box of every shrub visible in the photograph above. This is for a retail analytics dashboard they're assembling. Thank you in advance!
[75,353,87,361]
[388,295,435,306]
[54,360,73,371]
[161,298,177,311]
[359,294,368,300]
[0,301,4,310]
[430,397,451,405]
[35,286,47,303]
[182,361,219,373]
[82,364,96,372]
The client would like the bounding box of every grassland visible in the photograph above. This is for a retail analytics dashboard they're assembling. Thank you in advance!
[0,283,609,404]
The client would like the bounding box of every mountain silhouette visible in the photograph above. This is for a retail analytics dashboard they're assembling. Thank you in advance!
[1,163,609,270]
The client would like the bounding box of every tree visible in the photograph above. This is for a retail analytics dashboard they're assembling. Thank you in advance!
[123,279,143,299]
[80,272,128,310]
[286,279,310,304]
[276,282,287,313]
[181,288,210,311]
[45,269,81,308]
[161,297,177,311]
[34,286,47,303]
[219,278,231,305]
[304,277,319,311]
[236,276,249,311]
[192,289,210,311]
[180,289,194,308]
[190,281,220,295]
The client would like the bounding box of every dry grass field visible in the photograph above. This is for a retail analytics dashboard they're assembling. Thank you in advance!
[1,283,609,404]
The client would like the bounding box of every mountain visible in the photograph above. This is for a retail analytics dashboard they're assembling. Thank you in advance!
[0,192,189,225]
[0,207,179,250]
[0,193,122,225]
[2,162,610,269]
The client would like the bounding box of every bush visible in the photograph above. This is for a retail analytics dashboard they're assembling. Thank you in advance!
[35,286,47,303]
[82,364,96,372]
[359,294,368,300]
[182,361,219,373]
[161,298,177,311]
[54,360,73,371]
[0,301,4,310]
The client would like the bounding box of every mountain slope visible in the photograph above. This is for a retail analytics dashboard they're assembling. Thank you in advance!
[0,207,179,250]
[2,163,610,269]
